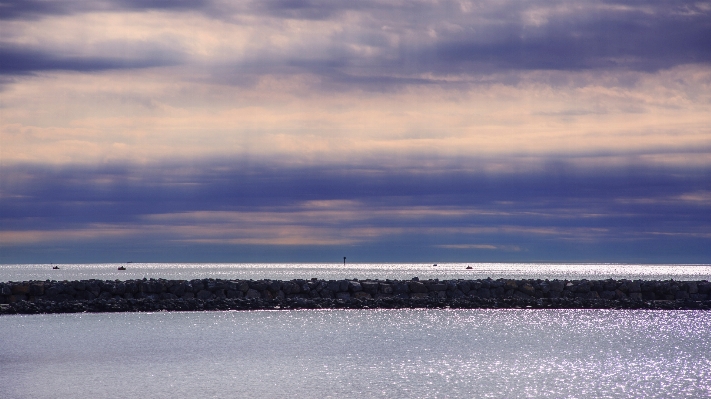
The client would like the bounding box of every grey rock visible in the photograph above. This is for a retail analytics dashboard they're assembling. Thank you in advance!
[170,283,186,297]
[326,281,341,292]
[457,281,471,294]
[269,281,282,292]
[191,279,205,292]
[361,281,379,294]
[348,281,362,292]
[245,289,260,299]
[393,282,409,294]
[628,292,643,301]
[29,283,45,296]
[409,281,428,293]
[688,282,698,294]
[519,283,536,296]
[513,291,531,299]
[628,281,642,293]
[549,280,565,292]
[379,283,393,294]
[427,283,447,292]
[196,290,213,300]
[600,290,616,300]
[575,281,591,293]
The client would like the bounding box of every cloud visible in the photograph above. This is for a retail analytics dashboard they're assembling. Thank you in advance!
[2,0,710,81]
[436,244,523,251]
[1,159,709,262]
[0,0,213,20]
[1,1,710,262]
[0,45,178,74]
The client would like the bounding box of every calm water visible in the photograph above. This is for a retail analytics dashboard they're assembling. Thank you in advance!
[2,263,710,398]
[1,309,709,398]
[2,262,711,282]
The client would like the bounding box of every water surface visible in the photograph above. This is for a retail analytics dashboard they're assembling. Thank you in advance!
[1,309,709,398]
[2,262,711,282]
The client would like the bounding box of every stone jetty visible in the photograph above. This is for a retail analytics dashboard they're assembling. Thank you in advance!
[1,277,710,314]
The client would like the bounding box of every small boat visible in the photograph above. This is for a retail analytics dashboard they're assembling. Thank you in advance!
[466,265,473,269]
[117,266,126,271]
[433,264,438,267]
[52,265,60,270]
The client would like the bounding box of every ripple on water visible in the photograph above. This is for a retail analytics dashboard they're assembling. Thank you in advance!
[1,309,709,398]
[2,262,711,282]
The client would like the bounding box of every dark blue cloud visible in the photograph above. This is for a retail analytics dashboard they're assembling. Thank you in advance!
[1,157,709,263]
[427,6,711,73]
[0,0,211,19]
[0,45,179,74]
[3,0,710,82]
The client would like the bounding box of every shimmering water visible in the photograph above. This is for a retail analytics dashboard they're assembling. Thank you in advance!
[2,262,711,282]
[1,309,709,398]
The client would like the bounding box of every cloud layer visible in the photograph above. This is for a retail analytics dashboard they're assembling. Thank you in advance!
[2,159,709,262]
[1,0,710,262]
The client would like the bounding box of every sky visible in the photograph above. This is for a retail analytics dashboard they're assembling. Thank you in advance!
[0,0,710,264]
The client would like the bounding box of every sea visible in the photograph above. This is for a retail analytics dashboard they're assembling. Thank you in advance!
[1,263,710,398]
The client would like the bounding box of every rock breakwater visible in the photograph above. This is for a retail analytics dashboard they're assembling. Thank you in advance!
[1,277,710,314]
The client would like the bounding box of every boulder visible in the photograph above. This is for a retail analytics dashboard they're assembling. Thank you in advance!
[393,282,409,294]
[549,280,565,292]
[269,281,283,292]
[457,281,471,294]
[361,281,379,294]
[519,283,536,296]
[353,291,372,300]
[687,282,698,294]
[11,284,30,295]
[196,290,214,300]
[245,289,261,299]
[427,283,447,292]
[379,283,393,294]
[628,292,643,301]
[600,290,616,300]
[348,281,363,292]
[628,281,642,293]
[326,281,341,292]
[409,281,428,293]
[29,283,45,296]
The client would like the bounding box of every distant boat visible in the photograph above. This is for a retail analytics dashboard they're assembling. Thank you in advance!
[466,265,473,269]
[433,264,438,266]
[117,266,126,271]
[52,265,60,270]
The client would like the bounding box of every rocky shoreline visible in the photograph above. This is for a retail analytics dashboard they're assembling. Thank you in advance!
[2,277,710,314]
